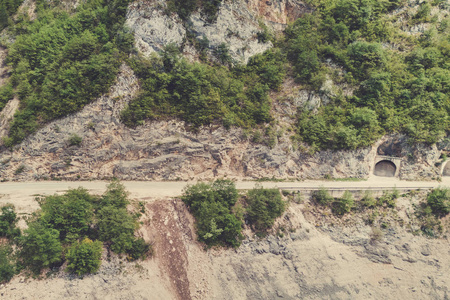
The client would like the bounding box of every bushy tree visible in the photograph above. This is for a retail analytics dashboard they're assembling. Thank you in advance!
[427,188,450,217]
[39,188,95,243]
[332,191,355,215]
[182,180,243,247]
[100,179,129,209]
[312,187,334,206]
[66,238,102,276]
[246,188,285,231]
[0,204,20,239]
[18,223,62,274]
[0,245,15,283]
[97,206,136,253]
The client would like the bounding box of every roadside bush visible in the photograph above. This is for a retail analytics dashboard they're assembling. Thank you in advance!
[246,188,285,231]
[100,180,129,209]
[0,204,20,239]
[361,190,376,208]
[66,238,102,276]
[18,223,62,275]
[312,187,334,206]
[332,191,355,215]
[38,188,95,243]
[0,245,15,283]
[427,187,450,216]
[97,206,137,254]
[182,180,243,247]
[377,189,398,208]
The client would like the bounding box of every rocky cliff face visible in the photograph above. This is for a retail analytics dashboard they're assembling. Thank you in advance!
[0,64,377,181]
[0,0,445,181]
[0,64,443,181]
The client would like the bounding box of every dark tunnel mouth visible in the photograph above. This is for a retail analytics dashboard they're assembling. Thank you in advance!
[374,160,397,177]
[443,161,450,176]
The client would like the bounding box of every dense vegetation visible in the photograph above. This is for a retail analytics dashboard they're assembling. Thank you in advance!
[121,47,285,129]
[0,181,150,280]
[182,180,285,247]
[0,0,22,30]
[287,0,450,150]
[0,0,133,146]
[426,187,450,216]
[0,0,449,150]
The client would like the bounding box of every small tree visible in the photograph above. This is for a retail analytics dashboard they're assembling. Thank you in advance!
[312,187,334,206]
[332,191,355,215]
[0,204,20,239]
[97,206,136,253]
[100,179,129,209]
[0,245,15,283]
[427,187,450,217]
[66,238,102,276]
[18,223,62,275]
[246,188,285,231]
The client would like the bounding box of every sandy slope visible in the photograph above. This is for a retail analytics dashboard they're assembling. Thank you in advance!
[0,179,449,299]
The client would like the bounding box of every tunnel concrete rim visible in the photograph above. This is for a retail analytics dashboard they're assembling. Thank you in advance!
[374,160,397,177]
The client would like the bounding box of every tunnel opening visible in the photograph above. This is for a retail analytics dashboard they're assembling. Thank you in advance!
[374,160,396,177]
[443,161,450,176]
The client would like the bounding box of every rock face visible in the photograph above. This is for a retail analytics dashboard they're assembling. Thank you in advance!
[0,64,443,181]
[0,64,375,181]
[125,0,309,64]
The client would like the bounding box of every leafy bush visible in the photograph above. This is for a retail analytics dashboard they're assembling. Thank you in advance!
[312,187,334,206]
[332,191,355,215]
[97,206,137,254]
[38,188,95,243]
[246,188,285,231]
[18,223,62,274]
[0,245,15,283]
[427,187,450,216]
[377,189,398,208]
[0,204,20,239]
[100,179,129,209]
[66,238,102,276]
[361,190,376,208]
[182,180,243,247]
[68,134,83,146]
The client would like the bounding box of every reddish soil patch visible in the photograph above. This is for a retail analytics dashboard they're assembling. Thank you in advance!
[147,199,194,300]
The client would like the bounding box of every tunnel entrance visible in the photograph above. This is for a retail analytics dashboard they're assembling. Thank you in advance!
[374,160,396,177]
[443,161,450,176]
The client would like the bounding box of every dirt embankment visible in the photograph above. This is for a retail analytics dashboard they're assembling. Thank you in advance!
[2,191,448,300]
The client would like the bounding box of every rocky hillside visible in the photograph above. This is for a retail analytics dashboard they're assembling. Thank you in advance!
[0,0,448,181]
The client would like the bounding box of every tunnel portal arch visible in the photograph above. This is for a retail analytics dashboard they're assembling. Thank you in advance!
[374,160,397,177]
[443,161,450,176]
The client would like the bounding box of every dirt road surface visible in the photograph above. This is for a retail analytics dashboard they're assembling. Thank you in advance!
[0,177,448,214]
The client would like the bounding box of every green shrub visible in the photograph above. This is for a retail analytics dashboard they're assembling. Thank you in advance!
[38,188,95,243]
[66,238,102,276]
[68,134,83,146]
[97,206,137,253]
[361,190,376,208]
[246,188,285,231]
[377,189,398,208]
[427,187,450,216]
[182,180,243,247]
[0,245,15,283]
[0,204,20,239]
[100,179,129,209]
[18,223,62,275]
[312,187,334,206]
[332,191,355,215]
